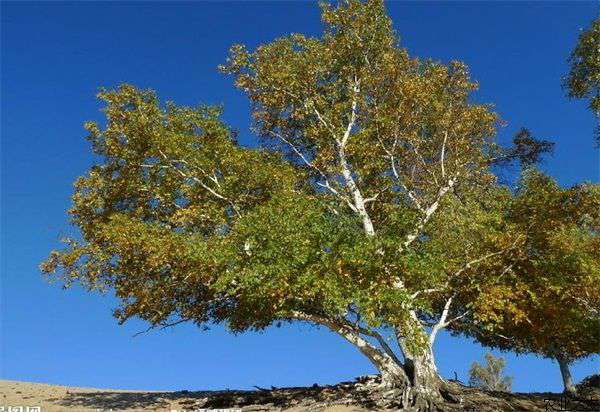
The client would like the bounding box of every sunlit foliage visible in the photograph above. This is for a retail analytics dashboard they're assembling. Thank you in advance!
[565,18,600,143]
[42,0,588,402]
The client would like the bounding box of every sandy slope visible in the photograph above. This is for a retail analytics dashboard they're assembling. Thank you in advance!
[2,378,599,411]
[0,379,361,411]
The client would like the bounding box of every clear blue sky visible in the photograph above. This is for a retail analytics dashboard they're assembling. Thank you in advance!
[1,1,598,393]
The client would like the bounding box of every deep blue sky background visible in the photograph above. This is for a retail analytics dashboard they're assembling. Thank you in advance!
[1,1,598,393]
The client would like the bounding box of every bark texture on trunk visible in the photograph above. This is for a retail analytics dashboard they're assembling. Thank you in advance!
[404,349,444,408]
[375,351,445,412]
[406,352,441,390]
[556,354,577,396]
[361,344,450,411]
[291,311,449,410]
[389,332,447,411]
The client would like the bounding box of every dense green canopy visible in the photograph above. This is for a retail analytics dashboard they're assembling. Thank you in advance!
[43,1,516,340]
[42,0,596,403]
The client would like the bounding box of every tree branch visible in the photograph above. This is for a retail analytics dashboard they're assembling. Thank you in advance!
[289,311,396,368]
[429,295,454,347]
[440,131,448,178]
[334,77,377,236]
[133,318,189,337]
[401,175,458,250]
[150,150,242,217]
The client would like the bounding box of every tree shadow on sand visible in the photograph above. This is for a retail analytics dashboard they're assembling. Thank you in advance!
[52,381,381,411]
[52,378,600,412]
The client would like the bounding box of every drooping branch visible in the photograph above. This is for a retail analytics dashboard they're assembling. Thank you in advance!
[133,318,190,337]
[289,311,404,374]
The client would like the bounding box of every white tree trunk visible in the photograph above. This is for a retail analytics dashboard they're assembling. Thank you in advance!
[556,354,577,396]
[395,326,444,410]
[290,312,447,410]
[338,146,375,236]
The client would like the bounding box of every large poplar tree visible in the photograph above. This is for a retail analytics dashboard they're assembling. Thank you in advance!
[42,1,563,408]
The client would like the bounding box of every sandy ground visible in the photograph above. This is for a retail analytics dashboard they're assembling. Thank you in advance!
[0,380,362,412]
[2,378,599,412]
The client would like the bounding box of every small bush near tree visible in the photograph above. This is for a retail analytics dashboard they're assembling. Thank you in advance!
[469,352,513,392]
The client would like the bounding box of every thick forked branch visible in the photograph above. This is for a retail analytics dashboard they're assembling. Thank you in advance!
[336,77,376,236]
[429,295,454,347]
[362,328,402,365]
[266,130,357,212]
[338,144,375,236]
[426,249,519,345]
[352,314,401,365]
[379,133,425,213]
[294,76,375,236]
[282,78,375,234]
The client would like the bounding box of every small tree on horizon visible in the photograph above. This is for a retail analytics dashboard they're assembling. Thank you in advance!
[469,352,512,392]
